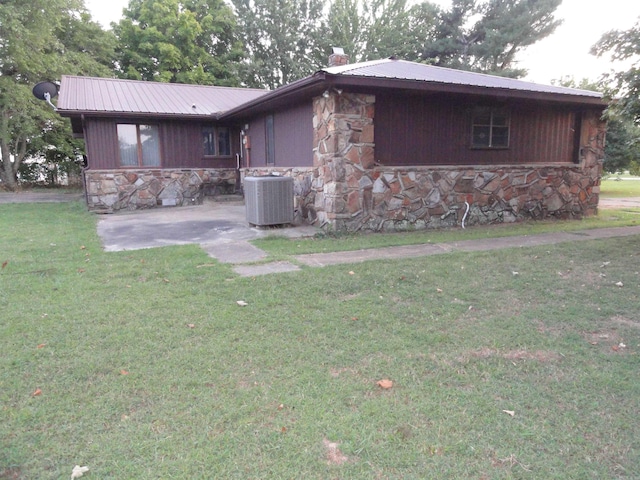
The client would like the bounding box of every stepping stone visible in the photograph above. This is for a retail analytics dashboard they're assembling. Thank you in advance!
[233,261,300,277]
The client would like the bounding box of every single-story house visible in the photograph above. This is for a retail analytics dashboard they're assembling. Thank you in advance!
[57,53,607,231]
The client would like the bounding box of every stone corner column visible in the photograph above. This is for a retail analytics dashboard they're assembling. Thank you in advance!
[312,92,375,231]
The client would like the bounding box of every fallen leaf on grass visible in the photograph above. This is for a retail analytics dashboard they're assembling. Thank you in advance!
[236,300,248,307]
[32,388,42,397]
[120,370,129,375]
[71,465,89,479]
[80,246,86,250]
[376,379,393,389]
[436,288,443,293]
[502,410,515,417]
[186,323,195,329]
[36,343,46,349]
[348,271,355,275]
[1,260,7,269]
[281,426,287,433]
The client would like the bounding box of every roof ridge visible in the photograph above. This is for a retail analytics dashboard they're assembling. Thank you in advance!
[321,57,394,75]
[59,75,267,92]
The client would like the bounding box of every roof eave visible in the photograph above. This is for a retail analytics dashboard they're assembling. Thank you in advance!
[57,109,226,121]
[327,75,607,106]
[219,74,328,120]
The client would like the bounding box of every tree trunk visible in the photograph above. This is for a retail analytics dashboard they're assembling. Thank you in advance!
[0,111,23,191]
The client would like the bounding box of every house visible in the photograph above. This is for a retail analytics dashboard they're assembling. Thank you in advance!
[57,54,607,231]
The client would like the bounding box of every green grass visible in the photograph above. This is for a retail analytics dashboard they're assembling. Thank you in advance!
[2,202,640,479]
[601,177,640,198]
[255,209,640,257]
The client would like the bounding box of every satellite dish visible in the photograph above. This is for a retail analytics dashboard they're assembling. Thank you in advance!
[32,81,59,110]
[32,81,59,101]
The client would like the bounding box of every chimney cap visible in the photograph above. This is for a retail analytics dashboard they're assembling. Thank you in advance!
[331,47,345,55]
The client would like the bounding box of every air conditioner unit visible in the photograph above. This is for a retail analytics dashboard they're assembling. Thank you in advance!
[245,176,294,226]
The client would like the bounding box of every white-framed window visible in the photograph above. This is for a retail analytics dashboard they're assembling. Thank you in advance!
[203,126,231,156]
[471,108,510,148]
[117,124,161,167]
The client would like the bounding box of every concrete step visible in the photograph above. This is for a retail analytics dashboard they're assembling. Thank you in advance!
[208,194,244,203]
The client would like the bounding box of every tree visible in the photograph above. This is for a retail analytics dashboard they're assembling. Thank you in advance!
[113,0,243,85]
[326,0,439,63]
[232,0,437,89]
[552,76,640,174]
[231,0,328,89]
[420,0,562,77]
[0,0,116,190]
[591,18,640,123]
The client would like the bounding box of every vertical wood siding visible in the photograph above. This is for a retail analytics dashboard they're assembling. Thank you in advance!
[274,102,313,167]
[246,102,313,168]
[84,119,118,169]
[84,118,239,169]
[376,95,578,166]
[247,116,266,167]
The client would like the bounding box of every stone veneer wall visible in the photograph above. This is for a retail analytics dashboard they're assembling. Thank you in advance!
[84,168,236,212]
[303,92,606,232]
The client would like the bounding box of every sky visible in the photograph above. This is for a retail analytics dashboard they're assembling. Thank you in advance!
[85,0,640,85]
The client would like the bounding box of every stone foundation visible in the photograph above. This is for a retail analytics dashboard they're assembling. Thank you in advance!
[335,162,600,232]
[84,168,236,212]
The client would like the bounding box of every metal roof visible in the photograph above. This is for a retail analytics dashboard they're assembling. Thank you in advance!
[58,59,604,123]
[57,76,268,118]
[221,58,605,120]
[322,58,603,99]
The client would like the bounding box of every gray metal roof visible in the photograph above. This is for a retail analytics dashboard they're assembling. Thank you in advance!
[322,58,603,99]
[57,76,268,117]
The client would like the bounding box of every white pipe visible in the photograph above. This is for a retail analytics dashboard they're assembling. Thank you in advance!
[462,201,470,229]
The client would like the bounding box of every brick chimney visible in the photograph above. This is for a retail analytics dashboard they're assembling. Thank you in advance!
[328,47,349,67]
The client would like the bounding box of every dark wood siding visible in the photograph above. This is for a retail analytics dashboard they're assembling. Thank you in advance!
[274,102,313,167]
[246,102,313,168]
[247,116,266,167]
[84,117,239,169]
[84,119,118,170]
[376,94,577,166]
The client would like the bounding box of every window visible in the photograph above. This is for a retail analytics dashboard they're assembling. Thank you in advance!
[202,126,231,156]
[471,108,510,148]
[265,115,275,165]
[117,124,161,167]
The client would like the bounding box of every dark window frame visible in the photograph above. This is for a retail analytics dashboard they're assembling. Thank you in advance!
[265,114,275,165]
[117,123,162,167]
[471,107,510,149]
[202,126,232,157]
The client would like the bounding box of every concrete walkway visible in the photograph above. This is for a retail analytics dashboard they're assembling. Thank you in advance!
[229,225,640,276]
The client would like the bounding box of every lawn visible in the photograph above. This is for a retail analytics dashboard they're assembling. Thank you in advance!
[600,177,640,198]
[1,202,639,479]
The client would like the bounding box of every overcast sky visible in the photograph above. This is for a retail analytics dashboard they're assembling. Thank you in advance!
[85,0,640,84]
